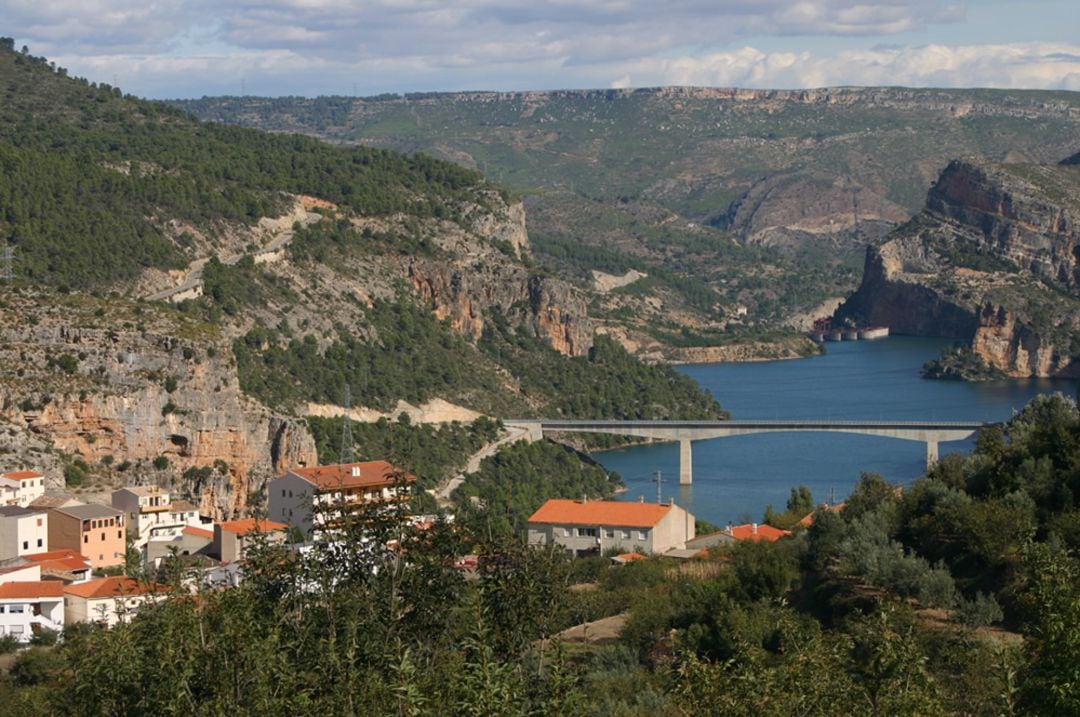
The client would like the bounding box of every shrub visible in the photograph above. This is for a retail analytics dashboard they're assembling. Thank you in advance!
[152,455,170,470]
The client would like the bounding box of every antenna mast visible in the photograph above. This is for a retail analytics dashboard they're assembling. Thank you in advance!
[339,383,354,464]
[653,470,664,504]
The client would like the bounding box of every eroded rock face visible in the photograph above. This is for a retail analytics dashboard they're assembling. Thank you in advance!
[406,199,593,357]
[928,161,1079,292]
[836,159,1080,378]
[0,292,317,518]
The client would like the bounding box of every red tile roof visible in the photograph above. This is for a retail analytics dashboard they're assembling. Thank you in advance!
[64,576,166,600]
[0,581,65,599]
[528,499,672,528]
[796,502,846,528]
[725,523,791,542]
[613,552,647,562]
[289,461,415,490]
[184,525,214,539]
[217,518,288,536]
[1,470,44,480]
[23,549,87,564]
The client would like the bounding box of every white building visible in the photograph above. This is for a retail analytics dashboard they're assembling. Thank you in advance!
[0,471,47,508]
[111,486,206,549]
[0,581,64,641]
[268,461,415,538]
[63,576,168,628]
[527,498,696,557]
[0,506,49,560]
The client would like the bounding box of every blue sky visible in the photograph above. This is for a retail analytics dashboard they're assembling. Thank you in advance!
[3,0,1079,98]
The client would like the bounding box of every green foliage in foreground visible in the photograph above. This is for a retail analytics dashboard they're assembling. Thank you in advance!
[454,439,622,533]
[306,414,502,488]
[2,393,1080,715]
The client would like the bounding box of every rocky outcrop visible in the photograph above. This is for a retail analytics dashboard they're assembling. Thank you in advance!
[0,289,317,518]
[406,198,593,357]
[836,159,1080,378]
[927,160,1079,292]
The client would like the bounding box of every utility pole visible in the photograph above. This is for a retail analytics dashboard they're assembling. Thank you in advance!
[339,383,354,465]
[653,470,664,504]
[1,244,14,280]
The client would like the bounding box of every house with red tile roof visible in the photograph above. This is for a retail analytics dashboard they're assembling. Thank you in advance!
[725,523,791,542]
[527,498,696,556]
[63,576,168,627]
[268,461,416,538]
[212,518,288,563]
[0,470,46,508]
[22,549,92,582]
[0,580,64,640]
[796,503,846,528]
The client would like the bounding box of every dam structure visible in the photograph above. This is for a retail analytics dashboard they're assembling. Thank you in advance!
[506,419,987,485]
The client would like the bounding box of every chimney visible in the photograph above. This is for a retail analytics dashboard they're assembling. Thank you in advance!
[351,466,361,477]
[639,496,645,503]
[752,523,758,534]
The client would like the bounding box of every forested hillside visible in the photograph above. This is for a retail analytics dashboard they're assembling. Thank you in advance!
[173,86,1080,353]
[0,40,723,518]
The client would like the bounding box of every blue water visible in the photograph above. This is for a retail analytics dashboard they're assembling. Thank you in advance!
[594,337,1076,525]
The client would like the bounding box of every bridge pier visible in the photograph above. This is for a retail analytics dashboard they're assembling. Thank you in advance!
[680,439,693,485]
[926,440,939,470]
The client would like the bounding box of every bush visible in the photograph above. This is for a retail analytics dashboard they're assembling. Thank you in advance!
[64,463,87,487]
[958,592,1004,627]
[152,456,170,470]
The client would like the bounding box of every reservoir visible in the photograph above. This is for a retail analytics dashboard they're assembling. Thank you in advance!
[594,337,1075,525]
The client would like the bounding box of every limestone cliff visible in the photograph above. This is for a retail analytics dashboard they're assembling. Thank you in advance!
[0,288,317,518]
[836,158,1080,378]
[405,200,593,357]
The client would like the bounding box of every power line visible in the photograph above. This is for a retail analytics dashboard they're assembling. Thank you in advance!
[339,383,354,465]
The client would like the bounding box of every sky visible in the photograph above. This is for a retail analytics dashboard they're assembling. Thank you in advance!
[4,0,1080,98]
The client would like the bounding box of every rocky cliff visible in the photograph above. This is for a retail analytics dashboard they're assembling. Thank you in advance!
[836,158,1080,378]
[0,288,317,518]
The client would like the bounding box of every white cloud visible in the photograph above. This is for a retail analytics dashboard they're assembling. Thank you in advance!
[7,1,1078,96]
[616,42,1080,90]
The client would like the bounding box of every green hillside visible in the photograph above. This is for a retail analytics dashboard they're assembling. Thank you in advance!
[0,39,499,288]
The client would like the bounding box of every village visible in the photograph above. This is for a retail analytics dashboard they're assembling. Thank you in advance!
[0,461,810,646]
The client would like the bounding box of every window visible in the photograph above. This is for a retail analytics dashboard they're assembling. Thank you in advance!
[9,605,24,614]
[83,535,88,544]
[36,518,42,527]
[118,531,122,539]
[578,528,598,538]
[98,554,104,561]
[36,539,42,547]
[100,533,105,541]
[605,529,615,538]
[637,530,648,540]
[281,489,286,497]
[21,541,27,550]
[0,606,6,613]
[622,530,631,539]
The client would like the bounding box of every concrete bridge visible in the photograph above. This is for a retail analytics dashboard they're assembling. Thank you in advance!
[506,419,987,485]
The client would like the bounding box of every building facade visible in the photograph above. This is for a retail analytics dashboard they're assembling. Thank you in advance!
[268,461,415,538]
[212,518,288,563]
[47,504,126,569]
[111,486,205,549]
[527,499,696,556]
[0,471,46,507]
[0,581,64,641]
[63,576,167,627]
[0,506,49,559]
